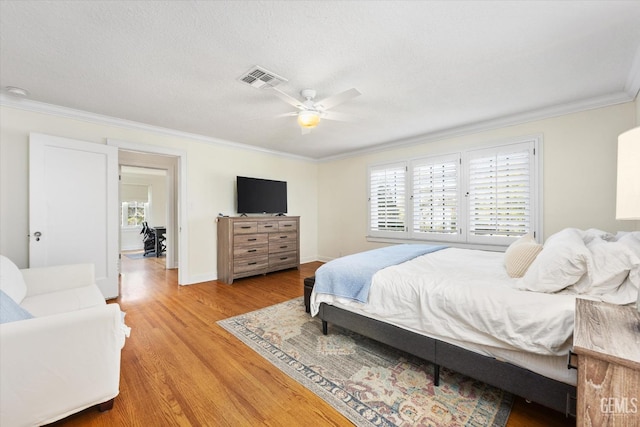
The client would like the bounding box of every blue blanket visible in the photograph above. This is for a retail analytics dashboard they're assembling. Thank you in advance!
[314,244,447,303]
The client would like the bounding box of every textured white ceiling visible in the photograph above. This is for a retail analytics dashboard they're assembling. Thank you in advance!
[1,1,639,160]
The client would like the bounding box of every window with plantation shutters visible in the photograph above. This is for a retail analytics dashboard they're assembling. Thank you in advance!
[411,154,461,241]
[368,162,407,236]
[467,141,535,245]
[367,137,540,247]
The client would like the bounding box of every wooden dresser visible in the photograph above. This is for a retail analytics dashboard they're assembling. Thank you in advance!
[572,298,640,426]
[217,216,300,284]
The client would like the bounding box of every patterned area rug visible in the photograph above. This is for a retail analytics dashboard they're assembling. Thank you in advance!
[218,298,513,426]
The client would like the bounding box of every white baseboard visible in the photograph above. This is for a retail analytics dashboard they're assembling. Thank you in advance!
[183,273,217,286]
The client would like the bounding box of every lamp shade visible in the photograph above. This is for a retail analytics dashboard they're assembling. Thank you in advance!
[616,126,640,220]
[297,111,320,129]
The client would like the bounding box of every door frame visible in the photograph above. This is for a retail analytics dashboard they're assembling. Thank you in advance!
[119,164,172,260]
[107,139,188,285]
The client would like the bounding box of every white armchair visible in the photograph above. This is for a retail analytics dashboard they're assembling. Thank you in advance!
[0,255,128,427]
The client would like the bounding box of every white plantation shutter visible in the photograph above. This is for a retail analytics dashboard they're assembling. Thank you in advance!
[411,154,461,241]
[369,162,407,235]
[467,142,534,244]
[367,137,540,247]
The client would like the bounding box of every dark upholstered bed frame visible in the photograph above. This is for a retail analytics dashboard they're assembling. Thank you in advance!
[304,276,577,417]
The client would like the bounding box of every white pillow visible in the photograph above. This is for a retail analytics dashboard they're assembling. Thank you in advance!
[616,231,640,249]
[572,234,640,295]
[516,228,590,293]
[597,274,639,305]
[583,228,615,243]
[0,290,33,323]
[504,233,542,278]
[0,255,27,304]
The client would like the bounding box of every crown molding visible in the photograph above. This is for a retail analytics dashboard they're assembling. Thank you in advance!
[1,88,635,164]
[625,44,640,100]
[318,90,635,162]
[0,95,317,163]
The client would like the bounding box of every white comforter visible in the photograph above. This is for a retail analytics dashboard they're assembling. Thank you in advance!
[312,248,578,356]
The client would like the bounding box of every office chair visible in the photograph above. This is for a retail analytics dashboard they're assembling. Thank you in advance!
[140,222,156,256]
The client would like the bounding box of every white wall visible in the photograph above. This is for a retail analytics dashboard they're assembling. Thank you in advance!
[0,106,319,284]
[2,99,636,275]
[316,101,638,260]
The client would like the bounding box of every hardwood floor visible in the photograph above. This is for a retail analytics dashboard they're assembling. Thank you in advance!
[50,255,575,426]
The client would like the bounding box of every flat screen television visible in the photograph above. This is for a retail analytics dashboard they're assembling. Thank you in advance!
[236,176,288,214]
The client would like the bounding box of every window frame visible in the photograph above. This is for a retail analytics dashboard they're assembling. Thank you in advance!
[120,200,149,228]
[409,152,463,243]
[367,135,542,249]
[367,161,409,239]
[464,140,538,246]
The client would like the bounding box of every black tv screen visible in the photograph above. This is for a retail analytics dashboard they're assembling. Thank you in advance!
[236,176,288,214]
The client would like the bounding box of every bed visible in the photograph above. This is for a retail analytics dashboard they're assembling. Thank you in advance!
[307,228,640,416]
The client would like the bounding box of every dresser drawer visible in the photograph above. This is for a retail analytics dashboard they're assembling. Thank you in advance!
[258,221,278,232]
[234,233,268,247]
[269,251,298,269]
[234,256,268,274]
[233,221,257,234]
[269,239,296,254]
[269,232,297,247]
[278,220,297,232]
[233,244,268,258]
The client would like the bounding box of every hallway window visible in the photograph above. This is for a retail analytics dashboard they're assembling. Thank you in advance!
[121,201,148,227]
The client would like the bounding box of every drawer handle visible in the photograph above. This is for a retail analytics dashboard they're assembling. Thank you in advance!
[264,225,273,228]
[241,226,251,229]
[567,350,578,370]
[280,245,288,249]
[248,262,257,265]
[248,249,257,253]
[280,257,288,260]
[280,235,288,239]
[283,224,292,227]
[248,238,257,241]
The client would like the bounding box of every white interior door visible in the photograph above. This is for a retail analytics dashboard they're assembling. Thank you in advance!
[29,133,119,299]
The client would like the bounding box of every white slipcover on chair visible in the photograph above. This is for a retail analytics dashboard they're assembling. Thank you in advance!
[0,255,129,427]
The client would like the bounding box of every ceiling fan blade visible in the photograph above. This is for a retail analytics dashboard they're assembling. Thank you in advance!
[246,111,296,121]
[322,111,356,122]
[315,88,361,110]
[274,112,298,118]
[270,87,304,109]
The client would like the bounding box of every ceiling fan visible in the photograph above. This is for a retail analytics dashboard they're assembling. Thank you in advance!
[270,87,361,134]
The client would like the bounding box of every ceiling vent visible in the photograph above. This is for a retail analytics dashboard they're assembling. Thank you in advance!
[238,66,287,89]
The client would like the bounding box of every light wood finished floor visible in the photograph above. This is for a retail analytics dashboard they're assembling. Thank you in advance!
[49,255,575,426]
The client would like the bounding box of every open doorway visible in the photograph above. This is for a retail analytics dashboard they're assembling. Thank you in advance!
[107,139,188,286]
[119,166,168,261]
[118,150,178,272]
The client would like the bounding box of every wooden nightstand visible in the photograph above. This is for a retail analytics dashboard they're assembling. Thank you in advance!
[572,298,640,426]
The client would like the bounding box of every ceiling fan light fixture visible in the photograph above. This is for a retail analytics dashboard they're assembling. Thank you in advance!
[297,111,320,129]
